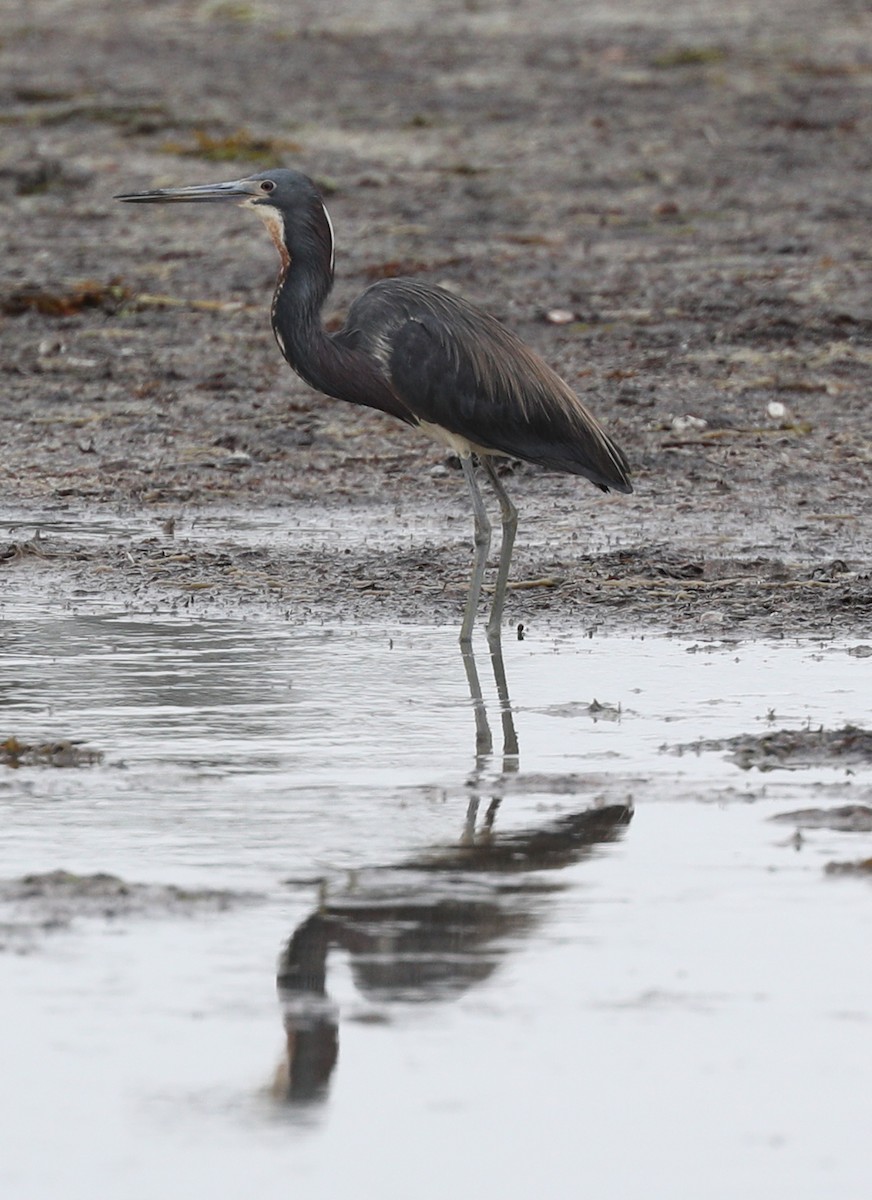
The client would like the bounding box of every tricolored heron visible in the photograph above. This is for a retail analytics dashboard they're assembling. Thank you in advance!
[116,169,633,642]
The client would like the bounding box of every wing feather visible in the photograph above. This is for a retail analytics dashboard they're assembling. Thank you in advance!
[345,279,632,493]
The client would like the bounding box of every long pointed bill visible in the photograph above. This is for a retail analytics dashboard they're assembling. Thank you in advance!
[114,178,260,204]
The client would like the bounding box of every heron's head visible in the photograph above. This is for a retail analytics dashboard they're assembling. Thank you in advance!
[116,168,334,274]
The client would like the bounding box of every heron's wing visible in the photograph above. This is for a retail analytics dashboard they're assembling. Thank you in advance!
[355,281,632,493]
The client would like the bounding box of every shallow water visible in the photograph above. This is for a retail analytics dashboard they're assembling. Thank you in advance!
[1,601,871,1199]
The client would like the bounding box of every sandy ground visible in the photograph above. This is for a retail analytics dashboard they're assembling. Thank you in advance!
[1,0,871,636]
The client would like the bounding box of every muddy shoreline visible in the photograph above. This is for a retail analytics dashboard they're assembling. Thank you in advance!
[1,0,870,636]
[1,496,870,637]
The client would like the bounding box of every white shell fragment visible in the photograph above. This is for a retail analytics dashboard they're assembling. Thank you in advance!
[670,414,708,434]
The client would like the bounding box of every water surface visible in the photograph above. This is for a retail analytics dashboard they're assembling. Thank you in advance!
[1,605,870,1199]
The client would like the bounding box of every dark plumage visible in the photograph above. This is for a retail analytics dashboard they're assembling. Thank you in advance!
[346,278,632,487]
[116,168,633,641]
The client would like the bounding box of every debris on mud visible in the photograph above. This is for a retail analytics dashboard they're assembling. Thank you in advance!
[1,736,103,769]
[160,127,303,165]
[824,857,872,878]
[536,699,623,722]
[0,532,54,564]
[674,726,872,771]
[0,279,130,317]
[773,802,872,878]
[0,870,262,952]
[771,805,872,832]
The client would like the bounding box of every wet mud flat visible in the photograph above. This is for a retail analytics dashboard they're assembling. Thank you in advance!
[1,493,871,637]
[0,0,871,638]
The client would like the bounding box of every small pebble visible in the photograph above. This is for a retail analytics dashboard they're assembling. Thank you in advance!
[670,414,708,434]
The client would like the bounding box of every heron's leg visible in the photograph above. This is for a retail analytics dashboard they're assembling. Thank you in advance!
[460,455,492,643]
[482,458,518,644]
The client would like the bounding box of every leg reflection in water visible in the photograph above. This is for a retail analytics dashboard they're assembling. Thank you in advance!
[460,635,519,844]
[272,633,633,1105]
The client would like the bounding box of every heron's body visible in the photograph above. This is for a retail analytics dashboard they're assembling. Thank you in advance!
[116,168,632,642]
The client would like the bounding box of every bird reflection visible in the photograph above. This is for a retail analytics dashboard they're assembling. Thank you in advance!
[272,635,632,1105]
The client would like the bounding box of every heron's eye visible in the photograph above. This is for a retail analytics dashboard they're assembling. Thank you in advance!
[260,180,276,193]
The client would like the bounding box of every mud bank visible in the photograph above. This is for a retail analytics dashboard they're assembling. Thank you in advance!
[1,0,870,636]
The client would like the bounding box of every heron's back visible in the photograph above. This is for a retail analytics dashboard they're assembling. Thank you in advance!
[343,279,633,494]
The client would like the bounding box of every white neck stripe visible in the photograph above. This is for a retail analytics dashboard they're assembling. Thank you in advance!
[321,202,335,274]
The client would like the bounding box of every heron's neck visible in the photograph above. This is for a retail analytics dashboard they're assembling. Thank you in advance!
[257,199,337,389]
[264,203,412,426]
[270,256,335,388]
